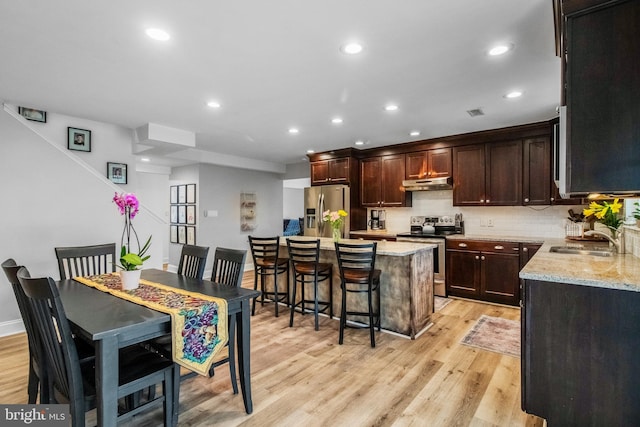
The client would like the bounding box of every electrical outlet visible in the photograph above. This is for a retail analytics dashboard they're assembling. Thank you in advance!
[480,218,487,227]
[487,218,494,227]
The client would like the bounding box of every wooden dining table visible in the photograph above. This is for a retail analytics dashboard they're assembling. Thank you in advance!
[57,268,260,427]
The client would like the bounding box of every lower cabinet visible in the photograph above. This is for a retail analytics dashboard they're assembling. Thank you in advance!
[446,239,521,306]
[522,279,640,424]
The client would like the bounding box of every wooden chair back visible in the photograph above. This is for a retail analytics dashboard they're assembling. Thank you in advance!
[211,247,246,288]
[177,244,210,280]
[55,243,116,280]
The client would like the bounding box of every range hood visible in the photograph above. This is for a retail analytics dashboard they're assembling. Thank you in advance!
[402,177,453,191]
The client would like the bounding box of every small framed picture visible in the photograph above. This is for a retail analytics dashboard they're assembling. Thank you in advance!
[178,185,186,203]
[19,106,46,123]
[170,205,178,223]
[186,226,196,245]
[170,225,178,243]
[170,186,178,204]
[68,127,91,152]
[178,226,186,244]
[186,205,196,224]
[178,205,186,224]
[186,184,196,204]
[107,162,127,184]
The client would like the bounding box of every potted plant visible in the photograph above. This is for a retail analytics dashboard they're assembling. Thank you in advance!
[113,192,152,289]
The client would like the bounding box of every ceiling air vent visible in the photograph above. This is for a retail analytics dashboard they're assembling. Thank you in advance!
[466,108,485,117]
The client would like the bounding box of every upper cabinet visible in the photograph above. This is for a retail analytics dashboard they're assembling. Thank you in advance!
[523,137,551,205]
[561,0,640,195]
[310,157,350,185]
[453,141,522,206]
[405,148,452,180]
[361,154,411,207]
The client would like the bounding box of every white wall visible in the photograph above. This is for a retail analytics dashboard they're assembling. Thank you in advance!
[0,105,166,336]
[168,163,284,273]
[283,187,304,219]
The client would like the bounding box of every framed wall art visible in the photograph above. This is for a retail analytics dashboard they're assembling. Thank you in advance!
[186,184,196,204]
[19,106,46,123]
[170,225,178,243]
[186,205,196,224]
[107,162,127,184]
[178,205,186,224]
[68,127,91,152]
[178,226,186,244]
[186,226,196,245]
[177,185,186,203]
[170,205,178,223]
[170,186,178,204]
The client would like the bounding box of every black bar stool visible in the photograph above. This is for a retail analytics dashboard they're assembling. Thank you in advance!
[287,238,333,331]
[248,236,290,316]
[334,241,381,348]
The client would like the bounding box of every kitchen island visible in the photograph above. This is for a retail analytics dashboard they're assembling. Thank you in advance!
[277,237,436,338]
[519,238,640,425]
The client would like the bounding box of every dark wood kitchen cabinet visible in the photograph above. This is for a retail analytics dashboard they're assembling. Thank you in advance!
[405,148,452,180]
[361,154,411,207]
[561,0,640,195]
[522,137,551,205]
[453,141,522,206]
[446,239,521,306]
[522,278,640,424]
[310,157,351,185]
[519,243,542,269]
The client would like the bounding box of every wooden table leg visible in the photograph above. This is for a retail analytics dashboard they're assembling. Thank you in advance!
[237,300,253,414]
[96,336,119,427]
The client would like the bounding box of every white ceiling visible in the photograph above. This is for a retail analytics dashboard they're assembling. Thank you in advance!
[0,0,560,171]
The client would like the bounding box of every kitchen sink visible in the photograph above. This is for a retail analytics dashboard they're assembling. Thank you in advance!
[548,246,614,257]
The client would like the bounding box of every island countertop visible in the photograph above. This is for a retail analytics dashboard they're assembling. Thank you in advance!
[282,236,436,256]
[520,238,640,292]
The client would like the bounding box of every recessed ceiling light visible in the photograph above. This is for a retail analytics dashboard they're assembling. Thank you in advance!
[145,28,170,41]
[355,140,365,146]
[289,128,299,134]
[141,157,150,162]
[504,91,523,99]
[207,101,221,108]
[409,131,421,137]
[385,104,399,112]
[340,42,363,55]
[306,149,315,154]
[488,44,513,56]
[331,117,343,124]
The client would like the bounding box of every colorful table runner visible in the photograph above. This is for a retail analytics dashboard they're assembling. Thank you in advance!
[74,273,228,376]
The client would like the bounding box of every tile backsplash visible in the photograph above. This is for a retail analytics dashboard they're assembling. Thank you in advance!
[375,190,586,239]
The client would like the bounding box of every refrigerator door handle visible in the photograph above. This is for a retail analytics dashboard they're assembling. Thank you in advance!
[318,193,325,236]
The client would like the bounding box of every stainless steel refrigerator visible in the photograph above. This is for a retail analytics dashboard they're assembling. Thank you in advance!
[304,185,350,238]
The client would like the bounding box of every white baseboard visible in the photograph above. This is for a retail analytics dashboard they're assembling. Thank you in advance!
[0,319,25,337]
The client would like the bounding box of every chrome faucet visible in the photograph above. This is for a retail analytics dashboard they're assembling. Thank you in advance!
[584,229,625,254]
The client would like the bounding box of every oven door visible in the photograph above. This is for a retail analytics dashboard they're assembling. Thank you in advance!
[395,236,446,297]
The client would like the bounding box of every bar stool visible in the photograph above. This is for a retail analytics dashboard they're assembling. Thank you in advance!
[334,241,381,348]
[248,236,290,317]
[287,238,333,331]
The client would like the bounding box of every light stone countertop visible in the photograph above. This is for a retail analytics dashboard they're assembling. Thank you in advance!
[446,234,546,244]
[349,229,398,238]
[281,236,436,256]
[519,238,640,292]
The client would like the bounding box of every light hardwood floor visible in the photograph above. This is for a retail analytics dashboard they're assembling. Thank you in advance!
[0,272,544,427]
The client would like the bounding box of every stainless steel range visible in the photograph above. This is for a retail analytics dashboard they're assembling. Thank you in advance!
[396,214,464,297]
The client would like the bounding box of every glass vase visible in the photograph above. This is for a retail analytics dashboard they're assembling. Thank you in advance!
[332,227,341,243]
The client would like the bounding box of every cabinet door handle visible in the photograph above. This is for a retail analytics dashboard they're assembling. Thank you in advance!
[486,199,490,203]
[524,198,530,202]
[481,255,485,260]
[494,245,504,250]
[550,197,555,202]
[475,255,480,260]
[458,243,468,248]
[480,199,485,203]
[523,247,529,252]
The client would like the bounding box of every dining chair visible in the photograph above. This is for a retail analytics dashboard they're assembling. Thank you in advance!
[334,241,381,348]
[177,244,210,280]
[248,236,290,317]
[286,238,333,331]
[16,267,179,427]
[55,243,117,280]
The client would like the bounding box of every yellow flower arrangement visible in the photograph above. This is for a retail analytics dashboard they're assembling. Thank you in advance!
[583,198,623,233]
